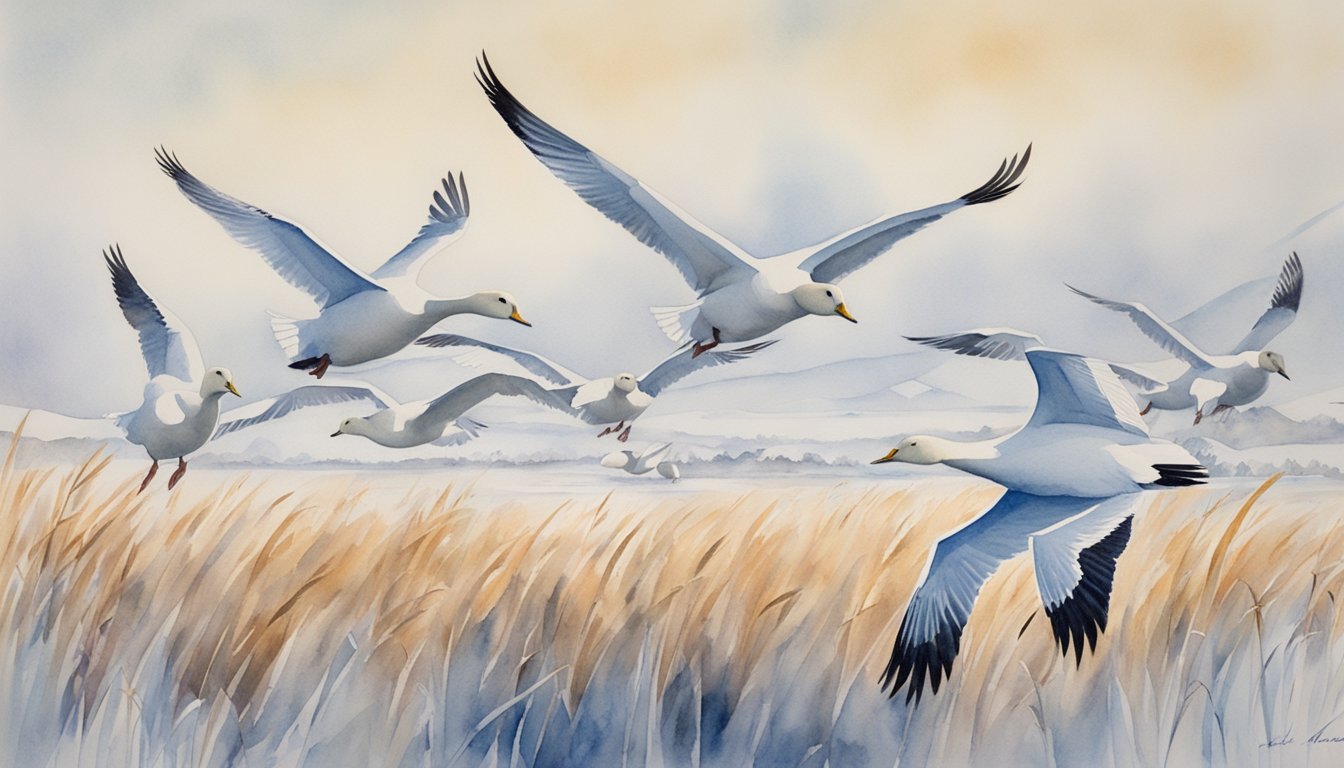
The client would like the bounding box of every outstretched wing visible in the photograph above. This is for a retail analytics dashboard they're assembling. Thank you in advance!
[904,327,1041,360]
[638,340,779,397]
[907,328,1167,392]
[373,172,472,280]
[213,383,394,438]
[433,417,488,447]
[1023,350,1149,437]
[415,372,579,429]
[1233,252,1303,353]
[798,146,1030,284]
[882,491,1102,704]
[1028,495,1137,666]
[156,148,382,307]
[475,54,755,294]
[1068,285,1216,369]
[104,245,203,383]
[414,334,583,386]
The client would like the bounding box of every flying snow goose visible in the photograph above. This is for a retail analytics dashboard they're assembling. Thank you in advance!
[879,491,1137,704]
[104,245,240,491]
[475,54,1028,356]
[415,333,777,441]
[156,149,529,378]
[600,442,679,480]
[214,373,568,449]
[1068,252,1300,424]
[871,348,1208,497]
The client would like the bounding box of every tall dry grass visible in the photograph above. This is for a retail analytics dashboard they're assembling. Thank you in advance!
[1,428,1342,767]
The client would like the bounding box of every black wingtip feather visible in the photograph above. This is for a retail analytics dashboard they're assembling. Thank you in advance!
[880,613,962,706]
[1269,251,1303,312]
[960,144,1032,205]
[1045,515,1133,667]
[1150,463,1208,487]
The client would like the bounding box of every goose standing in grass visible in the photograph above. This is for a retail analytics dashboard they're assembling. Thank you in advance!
[475,54,1029,356]
[214,373,567,449]
[1068,252,1301,424]
[104,245,240,491]
[156,149,530,378]
[415,333,777,441]
[871,346,1205,702]
[600,442,679,481]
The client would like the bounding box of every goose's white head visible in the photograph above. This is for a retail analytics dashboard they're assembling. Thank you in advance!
[791,283,856,323]
[601,451,635,470]
[613,373,639,394]
[871,436,949,466]
[330,416,371,438]
[470,291,530,326]
[1257,350,1289,380]
[201,367,240,398]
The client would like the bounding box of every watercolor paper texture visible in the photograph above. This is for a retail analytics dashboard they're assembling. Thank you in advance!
[2,2,1343,766]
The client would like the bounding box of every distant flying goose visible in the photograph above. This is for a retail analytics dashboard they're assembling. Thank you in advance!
[104,245,240,491]
[880,491,1137,704]
[600,442,680,480]
[475,54,1028,356]
[157,149,529,378]
[1068,252,1301,424]
[214,373,567,449]
[415,333,777,441]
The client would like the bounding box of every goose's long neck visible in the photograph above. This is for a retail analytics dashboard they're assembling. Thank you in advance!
[424,296,479,322]
[936,439,1001,478]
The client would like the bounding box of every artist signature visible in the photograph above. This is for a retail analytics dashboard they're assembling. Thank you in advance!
[1262,727,1344,748]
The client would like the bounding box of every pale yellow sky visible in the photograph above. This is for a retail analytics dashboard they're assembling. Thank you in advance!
[3,1,1342,414]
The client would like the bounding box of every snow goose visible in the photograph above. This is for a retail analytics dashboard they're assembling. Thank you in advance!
[880,491,1137,703]
[1068,252,1300,424]
[104,245,240,491]
[156,150,529,378]
[871,348,1207,497]
[475,54,1028,356]
[415,333,777,441]
[214,373,568,449]
[600,442,679,480]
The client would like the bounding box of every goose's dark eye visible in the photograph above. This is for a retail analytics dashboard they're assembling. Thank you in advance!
[498,297,507,304]
[825,290,833,298]
[910,442,917,447]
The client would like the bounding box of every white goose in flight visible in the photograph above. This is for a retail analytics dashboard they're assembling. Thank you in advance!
[600,442,680,481]
[415,333,776,441]
[214,373,566,449]
[475,54,1029,356]
[157,149,530,378]
[1068,252,1301,424]
[104,245,240,491]
[871,345,1205,702]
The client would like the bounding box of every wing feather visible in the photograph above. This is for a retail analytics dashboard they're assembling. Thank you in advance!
[1068,285,1215,368]
[1234,251,1303,353]
[1024,350,1149,436]
[373,172,472,280]
[213,384,393,438]
[156,148,382,307]
[104,245,204,382]
[638,340,779,397]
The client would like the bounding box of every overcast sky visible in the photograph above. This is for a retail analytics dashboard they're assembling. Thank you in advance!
[3,0,1343,417]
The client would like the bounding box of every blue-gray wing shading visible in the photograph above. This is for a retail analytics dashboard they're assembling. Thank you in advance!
[1028,494,1137,666]
[415,334,582,386]
[1024,349,1149,436]
[1234,251,1302,353]
[156,148,382,307]
[638,340,779,397]
[1068,285,1215,369]
[475,54,754,293]
[904,328,1041,360]
[373,172,472,280]
[883,492,1100,704]
[798,146,1030,284]
[433,417,487,447]
[416,373,579,429]
[104,245,204,383]
[213,384,394,438]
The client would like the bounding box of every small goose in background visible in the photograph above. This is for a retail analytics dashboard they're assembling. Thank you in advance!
[415,334,777,441]
[103,245,240,491]
[475,54,1029,356]
[600,442,680,481]
[214,373,567,449]
[1067,252,1301,424]
[156,150,530,378]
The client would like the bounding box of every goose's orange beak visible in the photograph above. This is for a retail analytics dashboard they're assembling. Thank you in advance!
[871,448,899,464]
